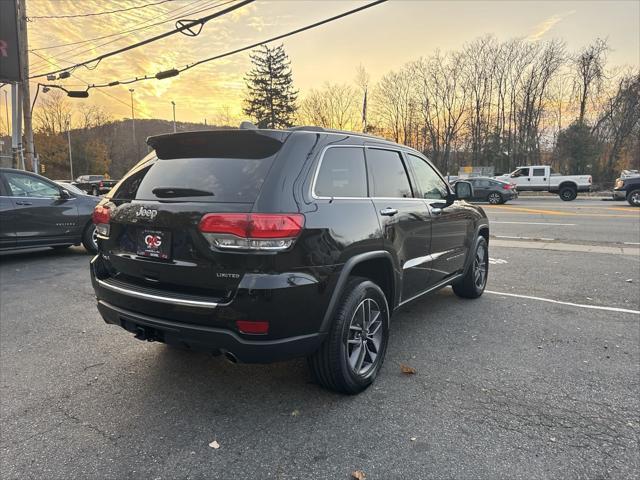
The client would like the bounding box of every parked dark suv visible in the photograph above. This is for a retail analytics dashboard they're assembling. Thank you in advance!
[90,126,489,393]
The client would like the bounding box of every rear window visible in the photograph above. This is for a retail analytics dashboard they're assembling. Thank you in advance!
[113,155,276,203]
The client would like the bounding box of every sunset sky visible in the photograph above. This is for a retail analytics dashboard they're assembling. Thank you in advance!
[13,0,640,125]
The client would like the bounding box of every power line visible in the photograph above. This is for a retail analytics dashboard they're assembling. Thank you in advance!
[29,0,230,72]
[84,0,387,91]
[30,51,146,117]
[29,0,252,79]
[30,0,210,52]
[28,0,174,20]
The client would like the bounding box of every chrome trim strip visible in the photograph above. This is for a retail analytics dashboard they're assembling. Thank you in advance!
[97,279,219,309]
[403,255,432,270]
[402,249,457,270]
[398,273,463,307]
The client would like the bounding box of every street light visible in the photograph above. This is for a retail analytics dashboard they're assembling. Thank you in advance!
[171,101,176,133]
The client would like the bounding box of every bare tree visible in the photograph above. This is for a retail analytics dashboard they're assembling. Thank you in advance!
[299,83,360,130]
[573,38,609,124]
[34,90,72,134]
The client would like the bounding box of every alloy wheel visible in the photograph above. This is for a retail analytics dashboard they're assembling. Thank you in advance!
[488,193,501,204]
[631,191,640,206]
[91,225,99,251]
[346,298,383,376]
[473,243,488,289]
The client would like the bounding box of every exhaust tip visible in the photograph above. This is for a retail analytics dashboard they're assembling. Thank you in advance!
[223,351,238,364]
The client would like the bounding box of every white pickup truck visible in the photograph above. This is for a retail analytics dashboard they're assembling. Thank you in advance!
[496,165,592,201]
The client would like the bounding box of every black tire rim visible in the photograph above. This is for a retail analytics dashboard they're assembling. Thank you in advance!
[631,191,640,206]
[488,193,501,204]
[474,243,488,289]
[561,189,574,200]
[346,297,383,376]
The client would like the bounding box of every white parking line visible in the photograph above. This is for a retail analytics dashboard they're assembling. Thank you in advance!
[491,221,576,226]
[495,235,555,241]
[624,242,640,246]
[486,290,640,315]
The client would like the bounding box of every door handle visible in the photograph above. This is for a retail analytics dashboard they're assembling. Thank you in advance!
[15,201,32,205]
[379,207,398,217]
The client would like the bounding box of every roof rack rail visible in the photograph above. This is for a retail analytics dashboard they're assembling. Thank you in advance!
[288,126,326,132]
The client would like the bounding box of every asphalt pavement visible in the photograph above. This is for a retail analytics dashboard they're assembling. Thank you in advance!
[1,197,639,479]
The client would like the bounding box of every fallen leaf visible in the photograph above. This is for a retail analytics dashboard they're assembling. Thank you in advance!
[410,437,417,441]
[209,440,220,449]
[400,364,416,375]
[291,409,300,417]
[625,279,633,283]
[550,437,556,442]
[352,470,366,480]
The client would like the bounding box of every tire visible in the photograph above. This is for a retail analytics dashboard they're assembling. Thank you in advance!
[91,186,99,196]
[82,222,98,253]
[308,276,390,394]
[559,186,577,201]
[627,189,640,207]
[487,192,503,204]
[453,236,488,299]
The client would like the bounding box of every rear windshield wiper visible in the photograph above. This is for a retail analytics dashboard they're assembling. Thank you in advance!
[152,187,214,198]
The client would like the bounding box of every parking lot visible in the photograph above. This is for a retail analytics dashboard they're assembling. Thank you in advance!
[1,197,638,479]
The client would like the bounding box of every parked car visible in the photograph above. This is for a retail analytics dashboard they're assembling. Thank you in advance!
[495,165,592,201]
[90,126,489,394]
[613,175,640,206]
[0,168,99,253]
[454,177,517,204]
[73,175,118,196]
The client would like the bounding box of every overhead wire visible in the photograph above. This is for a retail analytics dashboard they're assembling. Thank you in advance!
[29,0,248,78]
[28,0,213,71]
[28,0,174,20]
[84,0,387,91]
[30,0,211,53]
[30,51,147,117]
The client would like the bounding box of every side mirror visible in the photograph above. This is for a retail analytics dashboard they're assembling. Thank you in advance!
[454,181,473,200]
[59,189,72,200]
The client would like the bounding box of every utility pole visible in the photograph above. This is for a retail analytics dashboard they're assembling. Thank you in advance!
[171,101,176,132]
[17,0,34,171]
[67,121,74,180]
[11,83,23,169]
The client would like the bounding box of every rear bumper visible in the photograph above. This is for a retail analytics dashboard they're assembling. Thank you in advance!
[90,255,331,363]
[96,300,325,363]
[612,189,627,200]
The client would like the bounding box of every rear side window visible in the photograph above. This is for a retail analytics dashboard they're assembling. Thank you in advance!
[533,168,546,176]
[113,155,276,203]
[314,147,367,198]
[366,149,412,198]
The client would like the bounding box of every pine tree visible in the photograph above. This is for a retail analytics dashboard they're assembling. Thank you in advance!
[243,44,298,128]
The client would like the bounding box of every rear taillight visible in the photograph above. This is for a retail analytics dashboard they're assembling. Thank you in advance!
[99,181,104,188]
[92,205,111,237]
[199,213,304,251]
[502,184,512,190]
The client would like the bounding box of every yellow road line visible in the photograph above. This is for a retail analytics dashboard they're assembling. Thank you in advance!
[484,205,639,218]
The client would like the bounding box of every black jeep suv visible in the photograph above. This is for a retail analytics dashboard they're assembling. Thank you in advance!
[90,126,489,394]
